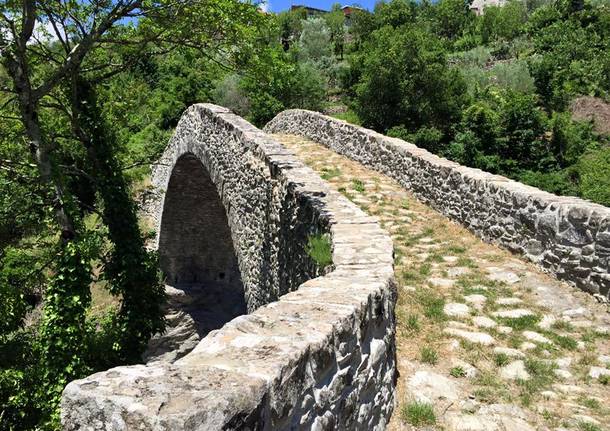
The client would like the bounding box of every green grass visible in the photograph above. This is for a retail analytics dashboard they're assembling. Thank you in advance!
[401,401,436,426]
[577,422,602,431]
[551,319,574,332]
[351,179,365,192]
[305,234,332,268]
[401,199,410,210]
[447,245,466,254]
[419,262,432,276]
[578,397,601,410]
[331,109,361,125]
[416,289,445,322]
[599,374,609,385]
[320,167,341,180]
[517,358,557,404]
[450,366,466,378]
[404,314,420,333]
[498,314,541,331]
[548,333,578,351]
[420,346,438,365]
[494,352,510,367]
[456,256,477,268]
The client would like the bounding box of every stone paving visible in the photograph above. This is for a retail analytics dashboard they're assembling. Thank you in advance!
[273,133,610,431]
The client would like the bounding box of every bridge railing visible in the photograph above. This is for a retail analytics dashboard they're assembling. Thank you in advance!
[266,109,610,298]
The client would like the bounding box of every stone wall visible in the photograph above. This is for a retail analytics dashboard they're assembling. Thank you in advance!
[61,104,397,430]
[265,110,610,298]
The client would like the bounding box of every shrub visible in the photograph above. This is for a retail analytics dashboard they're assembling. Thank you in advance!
[305,234,333,268]
[577,146,610,206]
[353,24,469,134]
[401,401,436,426]
[213,74,250,117]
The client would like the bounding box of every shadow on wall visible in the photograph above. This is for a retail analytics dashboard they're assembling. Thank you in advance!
[157,152,247,342]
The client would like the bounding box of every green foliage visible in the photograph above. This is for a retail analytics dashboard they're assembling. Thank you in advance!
[431,0,476,40]
[576,146,610,206]
[305,234,333,268]
[352,24,468,133]
[450,366,467,377]
[74,79,166,362]
[401,401,436,426]
[479,0,528,43]
[527,1,610,110]
[420,346,439,364]
[38,239,95,427]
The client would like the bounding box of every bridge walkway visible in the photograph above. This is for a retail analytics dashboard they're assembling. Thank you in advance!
[273,133,610,431]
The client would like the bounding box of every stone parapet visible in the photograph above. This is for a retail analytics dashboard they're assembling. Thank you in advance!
[265,110,609,298]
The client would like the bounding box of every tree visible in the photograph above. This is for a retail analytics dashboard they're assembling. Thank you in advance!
[325,4,346,59]
[0,0,268,427]
[353,24,468,135]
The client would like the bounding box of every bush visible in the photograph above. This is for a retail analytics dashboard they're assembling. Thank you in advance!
[489,61,535,94]
[353,24,469,134]
[577,146,610,206]
[213,74,251,116]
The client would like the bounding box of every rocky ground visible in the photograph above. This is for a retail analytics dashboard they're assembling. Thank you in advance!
[273,133,610,431]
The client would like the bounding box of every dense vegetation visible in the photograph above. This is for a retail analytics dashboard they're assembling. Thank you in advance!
[240,0,610,206]
[0,0,608,429]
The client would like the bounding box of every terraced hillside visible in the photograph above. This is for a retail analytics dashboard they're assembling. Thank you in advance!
[274,133,610,431]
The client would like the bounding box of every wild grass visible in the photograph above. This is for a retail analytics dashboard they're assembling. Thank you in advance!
[498,315,541,331]
[351,179,365,192]
[305,234,332,268]
[494,352,510,367]
[420,345,438,365]
[320,167,341,180]
[450,366,466,378]
[404,313,420,333]
[401,401,436,426]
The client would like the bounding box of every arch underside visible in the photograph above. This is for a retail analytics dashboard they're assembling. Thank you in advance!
[156,153,246,346]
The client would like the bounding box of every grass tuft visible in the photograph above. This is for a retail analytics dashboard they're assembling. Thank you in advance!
[351,179,365,192]
[404,314,420,333]
[320,167,341,180]
[420,346,438,365]
[450,366,466,378]
[494,352,510,367]
[305,234,332,268]
[401,401,436,426]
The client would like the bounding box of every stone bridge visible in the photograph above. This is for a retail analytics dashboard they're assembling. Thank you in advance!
[61,105,397,430]
[61,104,609,430]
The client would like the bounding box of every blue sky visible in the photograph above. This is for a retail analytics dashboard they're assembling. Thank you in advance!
[265,0,377,13]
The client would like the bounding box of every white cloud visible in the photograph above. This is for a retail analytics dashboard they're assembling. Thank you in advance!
[258,0,271,13]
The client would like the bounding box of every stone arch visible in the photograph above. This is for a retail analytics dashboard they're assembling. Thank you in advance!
[158,152,241,287]
[155,151,247,341]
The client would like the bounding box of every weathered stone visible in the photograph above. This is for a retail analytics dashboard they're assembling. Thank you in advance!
[406,370,462,404]
[444,303,471,318]
[589,366,610,379]
[472,316,497,329]
[554,369,573,380]
[429,277,455,288]
[492,309,536,318]
[500,360,530,380]
[496,297,522,306]
[464,294,487,309]
[486,268,520,284]
[61,105,397,430]
[522,331,552,344]
[493,347,525,358]
[444,328,495,345]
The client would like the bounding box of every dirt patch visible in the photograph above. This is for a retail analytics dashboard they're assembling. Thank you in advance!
[570,96,610,135]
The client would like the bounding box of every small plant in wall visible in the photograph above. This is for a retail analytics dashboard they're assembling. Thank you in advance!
[306,233,333,269]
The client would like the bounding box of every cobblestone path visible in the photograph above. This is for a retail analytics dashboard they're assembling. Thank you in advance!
[273,133,610,431]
